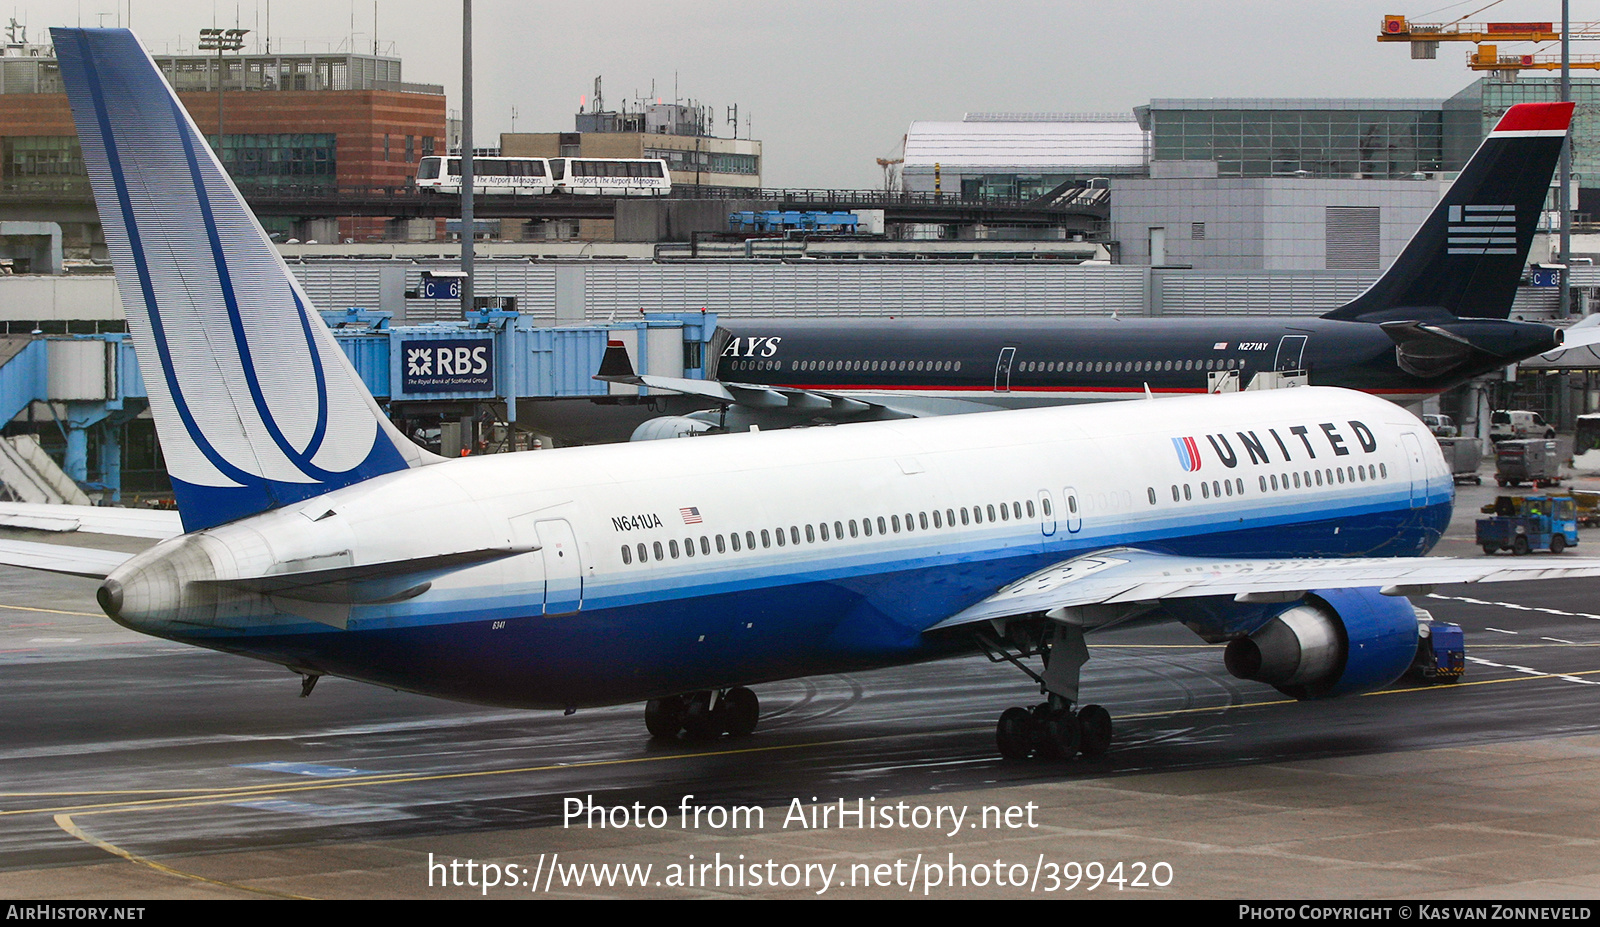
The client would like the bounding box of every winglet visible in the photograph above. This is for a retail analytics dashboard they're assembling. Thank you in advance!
[596,339,639,380]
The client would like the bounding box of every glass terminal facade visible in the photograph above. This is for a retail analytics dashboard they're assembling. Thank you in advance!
[1139,99,1450,179]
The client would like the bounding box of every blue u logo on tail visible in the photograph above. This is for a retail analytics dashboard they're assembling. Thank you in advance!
[53,28,435,532]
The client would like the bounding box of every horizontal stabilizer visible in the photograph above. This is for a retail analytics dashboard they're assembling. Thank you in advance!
[0,502,183,540]
[196,545,536,604]
[927,547,1600,631]
[0,539,134,579]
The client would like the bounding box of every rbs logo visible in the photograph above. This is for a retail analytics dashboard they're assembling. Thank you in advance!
[401,339,494,394]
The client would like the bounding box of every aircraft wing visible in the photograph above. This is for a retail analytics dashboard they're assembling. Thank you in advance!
[595,339,889,417]
[926,547,1600,631]
[1539,315,1600,362]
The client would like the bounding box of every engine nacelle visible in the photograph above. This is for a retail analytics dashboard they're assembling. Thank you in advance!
[1223,588,1420,699]
[630,416,719,442]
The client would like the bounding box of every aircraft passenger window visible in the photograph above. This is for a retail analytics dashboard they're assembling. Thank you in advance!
[1183,484,1192,501]
[761,529,771,548]
[1224,481,1232,497]
[1039,499,1049,517]
[849,520,858,538]
[1236,479,1244,495]
[1259,476,1268,492]
[920,512,929,530]
[999,505,1009,522]
[972,507,982,524]
[1172,485,1181,501]
[1013,502,1023,519]
[621,545,632,564]
[1201,482,1210,499]
[730,533,741,551]
[1148,487,1157,505]
[820,522,830,541]
[1293,472,1302,488]
[877,516,887,534]
[654,541,665,561]
[833,520,843,538]
[932,510,942,528]
[638,543,648,562]
[1337,469,1345,484]
[684,538,695,558]
[700,537,711,555]
[986,505,996,522]
[746,530,756,549]
[1025,500,1035,518]
[947,508,957,525]
[862,519,873,537]
[774,528,785,547]
[892,515,901,533]
[716,535,726,553]
[954,361,962,371]
[806,525,816,543]
[1380,463,1388,479]
[669,540,680,559]
[961,508,971,525]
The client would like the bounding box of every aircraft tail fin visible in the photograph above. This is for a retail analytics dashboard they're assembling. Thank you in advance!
[53,28,439,533]
[1322,102,1571,322]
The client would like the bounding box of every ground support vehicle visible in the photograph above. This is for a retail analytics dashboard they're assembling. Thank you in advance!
[1437,436,1483,484]
[1477,494,1580,554]
[1496,439,1562,487]
[1406,614,1465,684]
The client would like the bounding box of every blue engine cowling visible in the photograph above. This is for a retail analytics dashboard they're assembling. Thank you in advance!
[1220,588,1421,699]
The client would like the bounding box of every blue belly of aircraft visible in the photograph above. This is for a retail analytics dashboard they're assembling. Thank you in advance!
[172,496,1452,709]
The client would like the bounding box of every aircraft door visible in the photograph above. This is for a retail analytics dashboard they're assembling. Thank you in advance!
[1274,335,1308,372]
[534,519,584,614]
[1038,490,1057,537]
[1063,486,1082,533]
[1400,432,1427,509]
[994,346,1017,392]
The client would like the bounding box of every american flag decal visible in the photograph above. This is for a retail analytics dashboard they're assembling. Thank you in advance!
[1447,204,1517,256]
[680,506,703,524]
[1172,436,1202,472]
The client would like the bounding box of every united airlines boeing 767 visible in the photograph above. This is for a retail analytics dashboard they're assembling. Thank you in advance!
[15,28,1600,761]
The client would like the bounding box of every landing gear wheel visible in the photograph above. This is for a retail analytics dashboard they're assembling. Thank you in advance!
[1039,708,1081,760]
[644,695,687,739]
[722,686,759,737]
[996,707,1032,761]
[1513,536,1531,556]
[1077,704,1113,758]
[680,694,722,740]
[1551,535,1567,554]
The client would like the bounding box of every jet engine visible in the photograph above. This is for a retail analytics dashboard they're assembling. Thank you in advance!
[630,416,719,441]
[1222,588,1420,699]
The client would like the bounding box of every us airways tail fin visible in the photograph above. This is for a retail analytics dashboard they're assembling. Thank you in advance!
[1323,101,1571,323]
[53,28,438,533]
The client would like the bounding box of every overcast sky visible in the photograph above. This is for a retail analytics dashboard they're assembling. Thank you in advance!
[9,1,1588,187]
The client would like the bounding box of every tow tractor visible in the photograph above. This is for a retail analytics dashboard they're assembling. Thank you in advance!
[1406,611,1465,685]
[1476,494,1579,555]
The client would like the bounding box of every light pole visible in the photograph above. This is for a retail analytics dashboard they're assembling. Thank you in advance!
[198,28,248,162]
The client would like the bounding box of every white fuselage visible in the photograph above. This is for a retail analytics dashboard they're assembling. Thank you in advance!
[103,387,1453,708]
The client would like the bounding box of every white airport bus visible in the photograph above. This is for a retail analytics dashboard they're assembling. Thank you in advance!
[550,157,671,196]
[415,156,555,195]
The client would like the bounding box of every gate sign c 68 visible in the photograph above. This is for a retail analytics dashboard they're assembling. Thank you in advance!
[402,339,494,393]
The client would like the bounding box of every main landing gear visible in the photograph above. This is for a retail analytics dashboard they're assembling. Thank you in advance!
[645,687,759,741]
[979,622,1114,762]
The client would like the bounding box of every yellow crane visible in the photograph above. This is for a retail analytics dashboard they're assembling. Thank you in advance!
[1377,13,1600,73]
